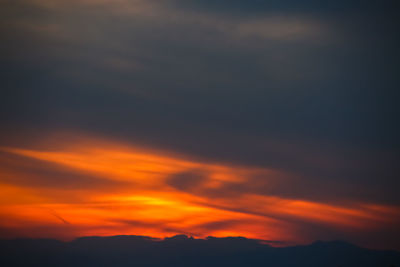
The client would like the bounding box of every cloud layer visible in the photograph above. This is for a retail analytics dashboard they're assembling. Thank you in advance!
[1,134,399,249]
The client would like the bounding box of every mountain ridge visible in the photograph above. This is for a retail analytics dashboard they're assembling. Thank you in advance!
[1,235,399,266]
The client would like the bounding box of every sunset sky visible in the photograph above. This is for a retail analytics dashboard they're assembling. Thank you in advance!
[0,0,399,250]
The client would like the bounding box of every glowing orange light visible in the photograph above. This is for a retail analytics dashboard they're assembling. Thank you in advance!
[0,133,399,246]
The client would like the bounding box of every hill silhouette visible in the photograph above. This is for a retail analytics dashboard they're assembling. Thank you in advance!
[0,235,399,267]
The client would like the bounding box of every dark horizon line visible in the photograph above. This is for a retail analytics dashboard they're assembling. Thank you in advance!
[2,234,399,252]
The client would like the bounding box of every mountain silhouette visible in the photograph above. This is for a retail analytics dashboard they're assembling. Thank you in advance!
[0,235,399,267]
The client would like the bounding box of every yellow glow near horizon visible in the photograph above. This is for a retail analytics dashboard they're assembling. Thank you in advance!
[0,134,399,247]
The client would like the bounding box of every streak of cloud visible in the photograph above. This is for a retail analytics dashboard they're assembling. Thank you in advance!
[0,134,399,249]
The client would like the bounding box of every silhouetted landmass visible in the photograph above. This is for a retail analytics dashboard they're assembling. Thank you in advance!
[0,235,399,266]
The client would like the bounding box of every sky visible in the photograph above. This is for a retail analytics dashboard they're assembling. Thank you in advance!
[0,0,399,250]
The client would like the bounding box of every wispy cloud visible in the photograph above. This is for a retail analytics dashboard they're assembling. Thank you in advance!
[1,133,399,248]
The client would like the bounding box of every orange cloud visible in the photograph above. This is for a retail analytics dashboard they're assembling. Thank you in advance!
[0,133,399,248]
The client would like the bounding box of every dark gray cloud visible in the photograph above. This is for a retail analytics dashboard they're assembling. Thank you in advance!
[0,151,131,191]
[172,0,397,13]
[0,0,399,206]
[167,170,207,191]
